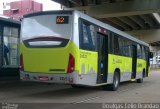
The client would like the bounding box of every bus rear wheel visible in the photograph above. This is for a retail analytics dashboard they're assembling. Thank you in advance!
[137,78,143,83]
[103,71,120,91]
[71,84,82,88]
[137,71,144,83]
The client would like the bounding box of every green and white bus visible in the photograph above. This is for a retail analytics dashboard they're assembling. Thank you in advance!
[20,10,152,91]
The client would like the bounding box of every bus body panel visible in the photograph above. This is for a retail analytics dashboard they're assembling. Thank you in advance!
[20,10,150,86]
[108,54,132,82]
[20,40,79,74]
[136,59,146,78]
[79,49,98,75]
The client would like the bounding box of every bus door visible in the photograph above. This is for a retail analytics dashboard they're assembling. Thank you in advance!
[97,33,108,84]
[132,45,137,79]
[145,50,149,77]
[0,25,2,67]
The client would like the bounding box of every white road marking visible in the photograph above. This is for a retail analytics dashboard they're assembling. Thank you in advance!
[73,96,101,104]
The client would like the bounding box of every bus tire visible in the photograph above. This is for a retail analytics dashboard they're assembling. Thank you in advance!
[137,70,144,83]
[137,78,143,83]
[106,71,120,91]
[71,84,82,88]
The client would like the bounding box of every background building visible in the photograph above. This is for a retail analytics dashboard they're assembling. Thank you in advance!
[3,0,43,20]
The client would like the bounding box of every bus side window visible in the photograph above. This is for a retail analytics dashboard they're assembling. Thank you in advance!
[82,24,89,44]
[142,46,145,59]
[137,44,142,58]
[119,37,131,57]
[79,20,96,51]
[118,37,123,56]
[124,39,132,57]
[144,47,149,60]
[90,25,96,48]
[128,44,132,57]
[109,33,114,54]
[113,34,120,55]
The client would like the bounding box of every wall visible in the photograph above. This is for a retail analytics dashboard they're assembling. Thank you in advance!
[3,0,43,20]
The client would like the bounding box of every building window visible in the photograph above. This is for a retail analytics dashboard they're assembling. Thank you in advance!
[11,9,19,14]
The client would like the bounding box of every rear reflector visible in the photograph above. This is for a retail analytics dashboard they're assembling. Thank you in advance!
[67,54,75,73]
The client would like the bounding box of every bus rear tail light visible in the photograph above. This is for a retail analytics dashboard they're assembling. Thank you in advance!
[20,54,24,71]
[67,54,75,73]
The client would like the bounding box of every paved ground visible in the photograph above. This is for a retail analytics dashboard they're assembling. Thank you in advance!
[0,70,160,109]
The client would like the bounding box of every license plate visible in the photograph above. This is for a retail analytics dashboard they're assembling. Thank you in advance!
[39,76,49,81]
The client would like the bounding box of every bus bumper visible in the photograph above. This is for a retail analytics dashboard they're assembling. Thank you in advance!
[20,71,98,86]
[20,71,78,84]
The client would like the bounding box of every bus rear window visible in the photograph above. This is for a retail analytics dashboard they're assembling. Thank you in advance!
[29,41,62,46]
[21,14,72,41]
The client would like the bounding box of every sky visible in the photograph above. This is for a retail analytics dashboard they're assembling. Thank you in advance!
[0,0,61,14]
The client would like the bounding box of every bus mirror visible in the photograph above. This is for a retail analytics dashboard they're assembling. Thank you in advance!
[149,52,153,58]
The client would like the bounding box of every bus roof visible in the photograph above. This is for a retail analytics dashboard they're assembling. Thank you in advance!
[23,10,149,47]
[0,17,20,25]
[75,10,149,47]
[23,10,73,18]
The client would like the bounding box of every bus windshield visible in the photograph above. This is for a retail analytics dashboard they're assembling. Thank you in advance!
[21,14,72,41]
